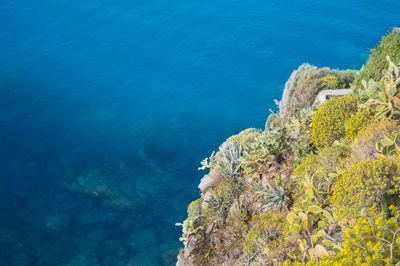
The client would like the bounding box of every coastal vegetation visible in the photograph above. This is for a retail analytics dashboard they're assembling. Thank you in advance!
[177,27,400,265]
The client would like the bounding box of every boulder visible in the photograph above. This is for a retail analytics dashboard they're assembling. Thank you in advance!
[198,169,222,193]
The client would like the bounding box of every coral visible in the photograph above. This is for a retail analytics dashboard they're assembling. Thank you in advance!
[331,158,400,220]
[354,28,400,86]
[63,170,142,211]
[310,95,358,148]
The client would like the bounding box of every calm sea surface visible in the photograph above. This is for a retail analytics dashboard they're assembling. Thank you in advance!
[0,0,399,265]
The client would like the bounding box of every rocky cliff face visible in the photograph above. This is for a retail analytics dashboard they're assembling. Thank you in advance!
[176,29,400,266]
[278,64,355,123]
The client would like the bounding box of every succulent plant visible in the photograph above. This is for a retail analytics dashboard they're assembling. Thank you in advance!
[287,107,315,163]
[375,133,400,157]
[253,177,291,212]
[218,140,242,179]
[240,127,288,178]
[359,56,400,119]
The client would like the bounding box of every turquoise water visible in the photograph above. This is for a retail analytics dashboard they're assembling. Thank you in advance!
[0,1,399,265]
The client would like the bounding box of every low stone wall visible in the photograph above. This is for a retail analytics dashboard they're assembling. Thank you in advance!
[314,89,352,105]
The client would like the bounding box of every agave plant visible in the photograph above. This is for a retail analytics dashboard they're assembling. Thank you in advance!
[360,56,400,119]
[206,194,225,211]
[265,110,282,130]
[253,177,290,212]
[218,140,242,178]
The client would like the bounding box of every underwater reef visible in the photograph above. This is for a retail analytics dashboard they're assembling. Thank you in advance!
[177,28,400,265]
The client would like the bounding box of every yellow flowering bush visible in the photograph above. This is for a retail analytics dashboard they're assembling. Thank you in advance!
[331,158,400,220]
[345,109,371,142]
[319,207,400,265]
[310,95,358,148]
[320,74,340,88]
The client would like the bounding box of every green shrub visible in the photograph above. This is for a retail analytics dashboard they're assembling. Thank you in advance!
[284,173,340,264]
[344,109,371,142]
[292,145,349,198]
[240,127,288,178]
[177,198,204,242]
[319,207,400,265]
[188,198,203,219]
[286,107,315,164]
[319,75,339,88]
[310,95,359,148]
[242,213,286,264]
[354,28,400,86]
[217,140,242,178]
[360,56,400,119]
[350,118,397,162]
[203,178,242,224]
[252,177,291,212]
[226,128,262,152]
[375,132,400,158]
[279,64,356,122]
[331,158,400,220]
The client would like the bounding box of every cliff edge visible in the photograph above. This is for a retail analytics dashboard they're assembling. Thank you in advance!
[177,28,400,266]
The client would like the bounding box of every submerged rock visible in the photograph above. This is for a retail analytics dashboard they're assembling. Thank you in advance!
[44,213,70,232]
[126,227,158,250]
[63,253,100,266]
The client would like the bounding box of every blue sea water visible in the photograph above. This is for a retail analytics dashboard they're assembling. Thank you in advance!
[0,0,399,265]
